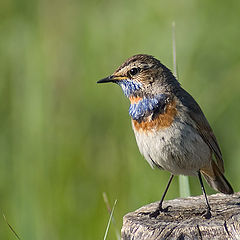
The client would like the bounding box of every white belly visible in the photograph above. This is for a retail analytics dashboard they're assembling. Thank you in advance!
[132,119,211,176]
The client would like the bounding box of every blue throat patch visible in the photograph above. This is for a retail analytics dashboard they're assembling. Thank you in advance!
[117,79,168,121]
[129,94,168,121]
[117,80,142,98]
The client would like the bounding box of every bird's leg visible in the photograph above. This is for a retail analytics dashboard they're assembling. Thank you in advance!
[149,174,174,218]
[140,174,174,218]
[198,171,212,219]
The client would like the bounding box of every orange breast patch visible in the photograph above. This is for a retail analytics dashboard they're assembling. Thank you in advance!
[132,100,177,132]
[129,96,142,104]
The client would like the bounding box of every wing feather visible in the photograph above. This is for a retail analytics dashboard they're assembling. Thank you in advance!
[178,89,224,173]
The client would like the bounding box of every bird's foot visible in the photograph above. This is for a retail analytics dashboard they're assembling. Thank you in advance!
[202,209,212,219]
[139,206,170,218]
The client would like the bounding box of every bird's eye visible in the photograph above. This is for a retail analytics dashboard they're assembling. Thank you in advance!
[129,67,139,76]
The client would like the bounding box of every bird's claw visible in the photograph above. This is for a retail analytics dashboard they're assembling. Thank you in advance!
[139,206,171,218]
[202,209,212,219]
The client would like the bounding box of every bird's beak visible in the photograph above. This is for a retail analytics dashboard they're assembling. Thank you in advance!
[97,75,115,84]
[97,75,127,84]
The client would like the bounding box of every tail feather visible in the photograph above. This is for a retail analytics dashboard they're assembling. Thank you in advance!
[201,160,233,195]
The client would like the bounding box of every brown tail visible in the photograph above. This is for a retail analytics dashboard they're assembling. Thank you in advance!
[201,160,233,194]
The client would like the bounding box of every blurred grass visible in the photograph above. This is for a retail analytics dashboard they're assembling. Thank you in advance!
[0,0,240,239]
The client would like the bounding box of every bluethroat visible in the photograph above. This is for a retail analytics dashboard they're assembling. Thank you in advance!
[97,54,233,219]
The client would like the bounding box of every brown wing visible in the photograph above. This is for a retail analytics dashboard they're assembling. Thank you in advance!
[178,89,224,173]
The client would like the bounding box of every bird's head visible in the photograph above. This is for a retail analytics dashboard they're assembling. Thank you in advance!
[97,54,179,99]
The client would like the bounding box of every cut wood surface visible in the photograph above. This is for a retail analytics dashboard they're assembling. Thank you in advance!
[121,192,240,239]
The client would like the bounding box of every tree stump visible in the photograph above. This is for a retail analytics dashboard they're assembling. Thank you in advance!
[121,192,240,239]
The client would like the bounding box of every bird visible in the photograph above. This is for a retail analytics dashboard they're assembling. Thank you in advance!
[97,54,233,219]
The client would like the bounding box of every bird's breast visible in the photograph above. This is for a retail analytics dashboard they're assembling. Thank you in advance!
[132,99,177,132]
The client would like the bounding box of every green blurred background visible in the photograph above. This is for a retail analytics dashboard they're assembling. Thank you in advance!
[0,0,240,239]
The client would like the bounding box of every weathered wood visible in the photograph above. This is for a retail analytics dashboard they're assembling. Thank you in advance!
[121,192,240,239]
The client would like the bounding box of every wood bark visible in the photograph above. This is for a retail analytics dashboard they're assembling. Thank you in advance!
[121,192,240,239]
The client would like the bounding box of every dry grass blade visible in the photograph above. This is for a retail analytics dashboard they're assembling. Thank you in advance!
[103,192,112,214]
[103,198,118,240]
[103,193,120,239]
[3,214,21,240]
